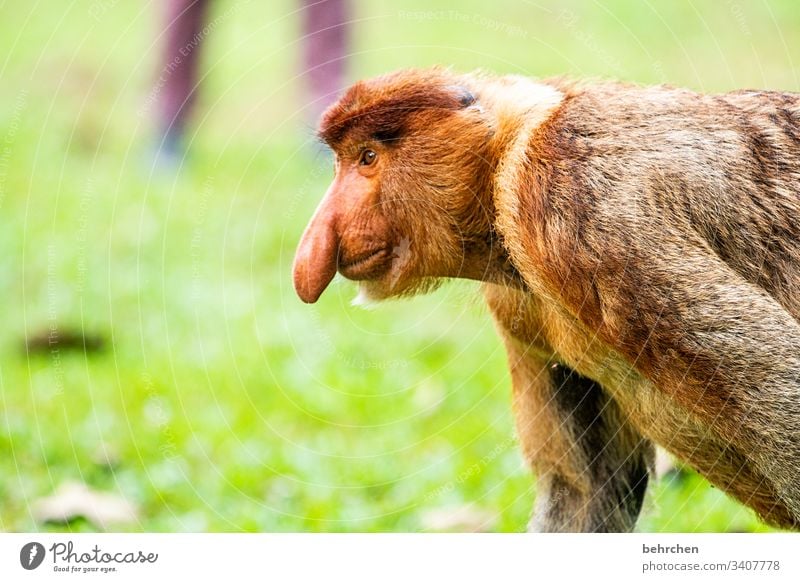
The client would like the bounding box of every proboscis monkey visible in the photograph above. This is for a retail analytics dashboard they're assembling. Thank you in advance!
[293,68,800,531]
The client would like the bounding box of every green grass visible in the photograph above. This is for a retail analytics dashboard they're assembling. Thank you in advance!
[0,0,795,532]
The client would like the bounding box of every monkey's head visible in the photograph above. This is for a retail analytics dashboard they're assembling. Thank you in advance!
[293,68,501,304]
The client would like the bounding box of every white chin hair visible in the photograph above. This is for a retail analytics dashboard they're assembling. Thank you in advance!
[351,285,382,308]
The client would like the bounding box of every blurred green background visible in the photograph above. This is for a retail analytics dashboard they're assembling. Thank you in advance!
[1,0,796,532]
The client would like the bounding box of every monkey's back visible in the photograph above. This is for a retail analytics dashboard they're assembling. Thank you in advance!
[537,80,800,321]
[490,79,800,528]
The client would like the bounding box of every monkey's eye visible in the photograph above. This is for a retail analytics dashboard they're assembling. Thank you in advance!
[359,149,377,166]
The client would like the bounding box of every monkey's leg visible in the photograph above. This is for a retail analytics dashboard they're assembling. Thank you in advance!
[594,248,800,527]
[504,337,654,532]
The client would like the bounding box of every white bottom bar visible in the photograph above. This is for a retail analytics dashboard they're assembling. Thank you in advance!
[1,533,797,581]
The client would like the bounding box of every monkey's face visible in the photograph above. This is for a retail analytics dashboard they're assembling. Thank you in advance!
[292,142,402,304]
[293,69,494,304]
[293,140,458,304]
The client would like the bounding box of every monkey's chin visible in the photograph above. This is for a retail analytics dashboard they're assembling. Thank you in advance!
[352,285,382,308]
[351,276,442,307]
[351,279,397,306]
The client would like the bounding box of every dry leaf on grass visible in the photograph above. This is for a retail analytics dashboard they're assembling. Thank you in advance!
[420,505,498,532]
[33,481,139,530]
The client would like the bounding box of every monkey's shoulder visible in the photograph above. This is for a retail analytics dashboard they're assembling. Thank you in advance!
[542,80,800,147]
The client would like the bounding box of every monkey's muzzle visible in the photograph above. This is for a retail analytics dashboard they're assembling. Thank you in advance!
[293,170,393,303]
[293,222,391,303]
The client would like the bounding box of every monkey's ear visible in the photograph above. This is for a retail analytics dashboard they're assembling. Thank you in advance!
[448,85,477,108]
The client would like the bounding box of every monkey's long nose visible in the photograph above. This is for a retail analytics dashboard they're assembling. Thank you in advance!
[293,212,339,304]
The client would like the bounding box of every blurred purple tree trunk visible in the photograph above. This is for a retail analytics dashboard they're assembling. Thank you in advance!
[158,0,210,154]
[301,0,350,120]
[156,0,349,160]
